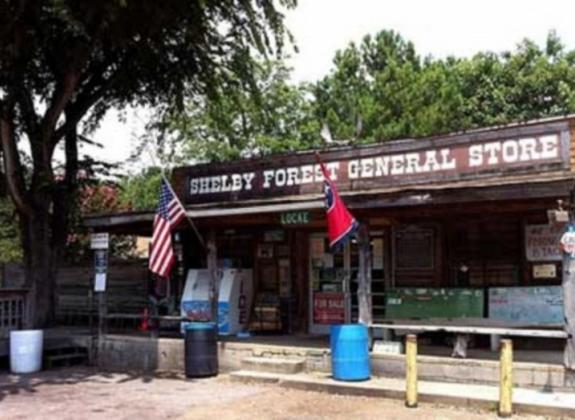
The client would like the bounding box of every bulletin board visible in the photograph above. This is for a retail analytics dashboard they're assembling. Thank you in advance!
[488,286,564,325]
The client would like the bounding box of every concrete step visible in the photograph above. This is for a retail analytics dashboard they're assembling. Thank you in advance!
[241,357,305,374]
[230,370,575,418]
[45,351,88,368]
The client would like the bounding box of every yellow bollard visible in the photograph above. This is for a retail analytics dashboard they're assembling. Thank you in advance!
[498,339,513,417]
[405,334,418,408]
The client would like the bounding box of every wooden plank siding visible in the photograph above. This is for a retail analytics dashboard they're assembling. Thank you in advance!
[392,213,551,289]
[446,217,522,287]
[0,289,29,338]
[392,224,443,288]
[570,119,575,170]
[56,262,148,323]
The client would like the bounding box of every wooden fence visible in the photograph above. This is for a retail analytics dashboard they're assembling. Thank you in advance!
[0,289,30,338]
[56,262,149,324]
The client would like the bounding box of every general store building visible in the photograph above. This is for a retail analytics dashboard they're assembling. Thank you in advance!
[85,115,575,338]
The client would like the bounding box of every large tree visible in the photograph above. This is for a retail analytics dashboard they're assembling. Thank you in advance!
[0,0,295,326]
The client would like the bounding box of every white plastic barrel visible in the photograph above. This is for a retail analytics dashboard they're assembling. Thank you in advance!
[490,334,501,352]
[10,330,43,374]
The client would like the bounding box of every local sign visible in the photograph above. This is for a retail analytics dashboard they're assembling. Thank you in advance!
[280,211,310,225]
[172,123,570,205]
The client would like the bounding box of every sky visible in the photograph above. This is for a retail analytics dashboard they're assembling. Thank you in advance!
[90,0,575,171]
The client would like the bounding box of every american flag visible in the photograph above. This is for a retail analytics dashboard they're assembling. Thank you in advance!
[149,179,187,278]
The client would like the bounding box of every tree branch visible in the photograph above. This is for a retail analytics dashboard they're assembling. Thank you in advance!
[51,120,79,252]
[16,86,40,138]
[0,109,33,216]
[64,116,79,191]
[51,67,121,149]
[41,70,81,143]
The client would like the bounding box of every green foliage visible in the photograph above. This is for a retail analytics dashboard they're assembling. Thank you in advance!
[117,167,163,211]
[159,60,321,162]
[313,30,575,143]
[0,199,22,264]
[159,30,575,162]
[64,181,136,263]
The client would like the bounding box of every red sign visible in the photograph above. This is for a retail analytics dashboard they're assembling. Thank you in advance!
[313,292,345,324]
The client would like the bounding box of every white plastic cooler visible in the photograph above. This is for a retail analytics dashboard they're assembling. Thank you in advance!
[180,268,253,335]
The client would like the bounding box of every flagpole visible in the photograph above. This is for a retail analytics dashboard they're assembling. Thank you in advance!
[161,172,206,250]
[145,145,207,250]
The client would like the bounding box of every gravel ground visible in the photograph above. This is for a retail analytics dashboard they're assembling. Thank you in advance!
[0,368,557,419]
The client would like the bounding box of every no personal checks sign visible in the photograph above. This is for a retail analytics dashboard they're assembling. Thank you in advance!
[560,226,575,257]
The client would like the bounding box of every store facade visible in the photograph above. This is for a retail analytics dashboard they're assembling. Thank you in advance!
[86,115,575,335]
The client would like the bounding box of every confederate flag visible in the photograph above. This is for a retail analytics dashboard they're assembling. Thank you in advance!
[318,157,358,249]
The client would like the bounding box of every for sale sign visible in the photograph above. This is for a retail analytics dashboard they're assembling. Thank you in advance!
[313,292,345,324]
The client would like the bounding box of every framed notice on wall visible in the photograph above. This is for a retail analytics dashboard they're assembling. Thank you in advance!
[525,224,563,261]
[394,226,434,270]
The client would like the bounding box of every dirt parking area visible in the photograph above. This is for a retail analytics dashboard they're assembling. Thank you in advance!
[0,368,555,419]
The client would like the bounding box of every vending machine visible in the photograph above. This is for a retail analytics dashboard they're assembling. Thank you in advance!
[180,268,253,335]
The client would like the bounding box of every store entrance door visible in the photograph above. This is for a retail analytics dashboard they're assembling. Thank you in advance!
[309,232,386,334]
[309,234,350,334]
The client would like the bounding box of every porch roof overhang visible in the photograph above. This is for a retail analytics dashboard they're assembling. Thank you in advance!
[84,170,575,234]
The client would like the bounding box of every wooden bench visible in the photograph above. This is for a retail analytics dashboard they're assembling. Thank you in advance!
[370,318,569,358]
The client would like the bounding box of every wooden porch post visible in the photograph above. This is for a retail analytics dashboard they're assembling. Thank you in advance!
[563,189,575,370]
[563,244,575,369]
[207,230,219,325]
[357,223,373,326]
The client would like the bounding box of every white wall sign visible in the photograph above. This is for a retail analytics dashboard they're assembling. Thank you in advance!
[525,224,563,261]
[90,233,109,250]
[533,264,557,279]
[94,272,107,292]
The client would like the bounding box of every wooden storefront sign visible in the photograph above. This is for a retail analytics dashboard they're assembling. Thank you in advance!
[172,121,571,204]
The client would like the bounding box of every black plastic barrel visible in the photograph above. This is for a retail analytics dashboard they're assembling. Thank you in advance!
[184,322,218,378]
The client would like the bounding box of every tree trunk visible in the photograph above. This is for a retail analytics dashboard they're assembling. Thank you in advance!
[21,211,58,328]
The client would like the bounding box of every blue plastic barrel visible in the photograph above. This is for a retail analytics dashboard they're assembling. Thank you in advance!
[330,324,370,381]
